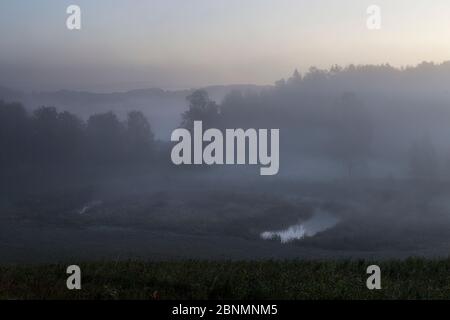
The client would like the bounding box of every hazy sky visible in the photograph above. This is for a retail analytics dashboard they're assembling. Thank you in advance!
[1,0,450,91]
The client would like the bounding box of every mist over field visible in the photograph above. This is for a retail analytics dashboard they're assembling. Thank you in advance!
[2,62,450,263]
[3,1,450,267]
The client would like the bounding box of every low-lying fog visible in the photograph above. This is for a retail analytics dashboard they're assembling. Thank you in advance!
[2,172,450,263]
[2,64,450,263]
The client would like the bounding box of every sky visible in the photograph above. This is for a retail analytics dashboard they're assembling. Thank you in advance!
[1,0,450,92]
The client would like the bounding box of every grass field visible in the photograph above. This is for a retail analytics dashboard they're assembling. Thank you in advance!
[1,258,450,300]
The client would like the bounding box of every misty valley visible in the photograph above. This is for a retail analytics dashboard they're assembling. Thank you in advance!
[2,64,450,263]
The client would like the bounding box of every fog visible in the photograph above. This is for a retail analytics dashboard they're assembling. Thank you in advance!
[2,62,450,263]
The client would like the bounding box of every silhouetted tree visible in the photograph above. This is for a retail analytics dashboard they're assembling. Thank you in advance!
[181,90,221,129]
[32,106,62,163]
[0,101,30,166]
[87,112,124,164]
[126,111,155,160]
[274,78,286,88]
[58,111,85,161]
[0,100,163,197]
[287,69,302,86]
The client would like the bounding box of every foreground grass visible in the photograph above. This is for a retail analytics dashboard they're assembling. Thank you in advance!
[1,258,450,299]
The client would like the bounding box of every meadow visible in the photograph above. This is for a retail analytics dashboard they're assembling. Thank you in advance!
[1,258,450,300]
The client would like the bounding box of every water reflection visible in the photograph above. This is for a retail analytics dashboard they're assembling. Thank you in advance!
[260,210,339,243]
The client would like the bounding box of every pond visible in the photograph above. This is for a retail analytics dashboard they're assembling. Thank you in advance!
[260,209,340,243]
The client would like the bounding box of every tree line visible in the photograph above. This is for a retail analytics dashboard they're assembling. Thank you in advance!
[0,101,156,170]
[0,66,443,182]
